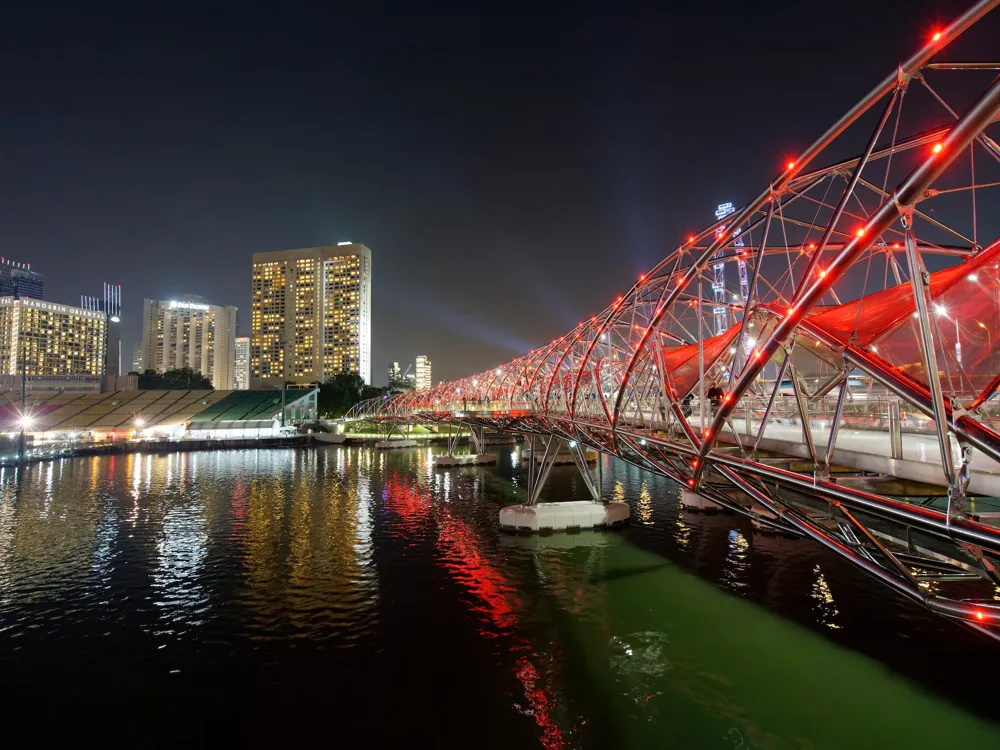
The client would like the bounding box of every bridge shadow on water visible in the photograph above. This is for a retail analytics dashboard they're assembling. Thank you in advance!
[490,452,1000,747]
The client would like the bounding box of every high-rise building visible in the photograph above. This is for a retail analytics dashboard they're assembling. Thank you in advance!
[250,243,372,387]
[131,342,143,374]
[80,282,123,376]
[388,361,401,383]
[415,355,432,390]
[140,296,238,390]
[0,258,44,300]
[0,297,106,375]
[234,336,250,390]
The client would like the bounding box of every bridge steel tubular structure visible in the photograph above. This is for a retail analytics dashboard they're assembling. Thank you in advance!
[344,0,1000,640]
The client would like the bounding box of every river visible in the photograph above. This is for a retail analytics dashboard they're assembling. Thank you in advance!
[1,445,998,748]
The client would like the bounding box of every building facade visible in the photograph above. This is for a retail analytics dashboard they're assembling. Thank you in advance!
[250,244,372,387]
[0,297,106,376]
[415,355,432,390]
[0,258,44,300]
[80,282,123,376]
[131,342,143,373]
[140,296,238,390]
[234,336,250,390]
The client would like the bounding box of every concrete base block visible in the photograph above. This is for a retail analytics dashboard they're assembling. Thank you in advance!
[499,501,630,532]
[681,488,720,512]
[433,453,498,467]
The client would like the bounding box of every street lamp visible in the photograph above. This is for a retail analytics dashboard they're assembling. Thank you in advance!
[18,414,33,461]
[934,304,961,365]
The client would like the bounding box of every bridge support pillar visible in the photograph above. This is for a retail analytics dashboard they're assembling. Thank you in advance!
[499,435,628,532]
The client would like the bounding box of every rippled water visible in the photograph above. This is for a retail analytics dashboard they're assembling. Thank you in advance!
[1,446,999,747]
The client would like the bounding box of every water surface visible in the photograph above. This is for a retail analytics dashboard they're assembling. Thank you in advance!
[1,446,998,747]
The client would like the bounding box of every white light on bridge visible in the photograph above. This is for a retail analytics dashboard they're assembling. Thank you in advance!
[934,303,947,316]
[569,441,577,448]
[968,274,979,282]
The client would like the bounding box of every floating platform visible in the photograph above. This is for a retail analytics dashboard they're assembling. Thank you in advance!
[433,453,498,467]
[499,501,630,532]
[375,439,419,449]
[313,433,347,445]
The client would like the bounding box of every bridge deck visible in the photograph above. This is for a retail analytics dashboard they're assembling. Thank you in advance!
[717,419,1000,496]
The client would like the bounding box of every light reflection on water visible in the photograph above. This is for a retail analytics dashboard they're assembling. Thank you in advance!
[0,445,998,747]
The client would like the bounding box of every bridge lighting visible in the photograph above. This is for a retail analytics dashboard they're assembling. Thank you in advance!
[976,609,985,621]
[932,31,942,41]
[687,235,695,243]
[687,479,695,487]
[934,303,947,316]
[819,269,827,279]
[703,429,711,438]
[856,228,866,238]
[786,160,795,170]
[754,349,762,360]
[932,142,943,154]
[729,347,736,355]
[601,333,607,341]
[640,438,647,446]
[496,368,502,375]
[134,417,145,428]
[19,415,33,429]
[968,274,979,282]
[569,440,577,448]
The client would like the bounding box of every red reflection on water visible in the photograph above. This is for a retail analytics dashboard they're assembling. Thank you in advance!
[383,472,566,748]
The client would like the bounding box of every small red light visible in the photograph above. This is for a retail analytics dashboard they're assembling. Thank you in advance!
[639,274,646,281]
[976,610,985,621]
[932,31,942,41]
[687,479,695,487]
[786,160,795,170]
[808,242,816,249]
[754,349,762,359]
[677,277,685,285]
[788,306,796,316]
[856,228,865,238]
[692,460,698,467]
[724,394,732,403]
[687,234,695,243]
[704,429,711,438]
[819,269,827,279]
[932,142,943,154]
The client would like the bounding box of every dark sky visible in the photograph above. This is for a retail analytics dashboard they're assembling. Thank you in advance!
[0,0,995,383]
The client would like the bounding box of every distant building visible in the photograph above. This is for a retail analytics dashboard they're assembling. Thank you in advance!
[131,342,143,374]
[234,337,250,390]
[415,355,432,390]
[388,361,401,383]
[250,243,372,387]
[140,296,238,390]
[80,282,123,376]
[0,258,44,300]
[0,297,106,376]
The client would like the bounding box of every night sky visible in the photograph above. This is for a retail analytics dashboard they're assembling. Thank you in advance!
[0,0,996,383]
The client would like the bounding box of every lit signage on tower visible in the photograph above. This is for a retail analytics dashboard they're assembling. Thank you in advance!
[169,300,210,311]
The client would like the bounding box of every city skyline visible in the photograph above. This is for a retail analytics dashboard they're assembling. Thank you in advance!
[2,1,998,385]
